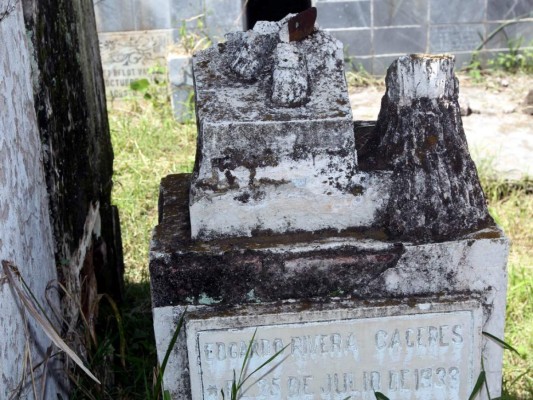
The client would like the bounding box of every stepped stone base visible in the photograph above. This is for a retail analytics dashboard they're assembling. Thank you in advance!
[150,174,508,399]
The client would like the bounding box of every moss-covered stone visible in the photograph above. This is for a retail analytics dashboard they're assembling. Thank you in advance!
[22,0,123,302]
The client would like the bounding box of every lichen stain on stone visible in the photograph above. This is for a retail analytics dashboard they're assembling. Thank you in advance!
[150,231,405,306]
[257,177,289,187]
[350,185,364,196]
[234,192,251,203]
[214,147,280,172]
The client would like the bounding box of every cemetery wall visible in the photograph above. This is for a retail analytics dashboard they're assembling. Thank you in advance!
[314,0,533,74]
[94,0,533,93]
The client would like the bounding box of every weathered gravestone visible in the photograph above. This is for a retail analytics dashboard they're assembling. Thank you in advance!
[99,29,174,99]
[150,11,508,400]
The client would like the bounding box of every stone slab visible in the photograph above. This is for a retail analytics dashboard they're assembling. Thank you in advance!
[168,53,193,87]
[316,1,371,29]
[153,298,493,399]
[98,29,173,98]
[151,174,398,308]
[429,25,485,53]
[151,173,507,308]
[430,0,485,24]
[188,302,482,399]
[170,86,194,121]
[373,27,427,55]
[373,0,428,27]
[168,53,194,120]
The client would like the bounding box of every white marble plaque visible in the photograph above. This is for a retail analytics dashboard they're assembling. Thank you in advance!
[187,303,482,399]
[98,30,173,98]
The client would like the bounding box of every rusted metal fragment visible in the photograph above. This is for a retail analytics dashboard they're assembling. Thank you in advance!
[288,6,317,42]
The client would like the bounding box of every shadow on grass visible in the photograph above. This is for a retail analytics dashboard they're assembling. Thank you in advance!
[70,280,157,400]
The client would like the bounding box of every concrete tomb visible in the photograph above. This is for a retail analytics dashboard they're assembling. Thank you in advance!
[150,11,508,400]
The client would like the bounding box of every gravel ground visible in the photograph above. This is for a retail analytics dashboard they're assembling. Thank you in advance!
[349,73,533,180]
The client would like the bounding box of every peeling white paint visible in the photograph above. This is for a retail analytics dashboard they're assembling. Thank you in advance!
[61,201,100,333]
[0,2,63,397]
[389,55,457,107]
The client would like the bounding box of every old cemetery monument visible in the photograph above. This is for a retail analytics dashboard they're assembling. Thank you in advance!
[150,9,509,400]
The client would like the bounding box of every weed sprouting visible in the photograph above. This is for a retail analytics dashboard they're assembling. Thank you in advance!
[489,38,533,74]
[345,63,383,88]
[220,329,289,400]
[464,52,486,83]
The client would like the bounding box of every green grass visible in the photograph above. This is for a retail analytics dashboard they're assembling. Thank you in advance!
[70,98,197,399]
[484,179,532,399]
[110,98,196,283]
[96,93,533,398]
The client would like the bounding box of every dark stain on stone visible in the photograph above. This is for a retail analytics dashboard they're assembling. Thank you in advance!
[350,185,364,196]
[224,170,238,187]
[214,147,279,172]
[326,148,350,158]
[252,190,266,201]
[234,192,251,203]
[258,177,289,186]
[197,60,210,68]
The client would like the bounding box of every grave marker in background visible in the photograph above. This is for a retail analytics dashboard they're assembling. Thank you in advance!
[99,30,173,99]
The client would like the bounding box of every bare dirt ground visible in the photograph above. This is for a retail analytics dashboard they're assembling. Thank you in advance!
[349,73,533,180]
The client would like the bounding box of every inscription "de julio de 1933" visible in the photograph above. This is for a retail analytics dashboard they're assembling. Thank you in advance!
[196,311,477,399]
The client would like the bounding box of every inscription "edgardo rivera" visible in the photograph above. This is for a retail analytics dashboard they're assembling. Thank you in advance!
[204,324,464,360]
[195,311,478,399]
[203,324,464,398]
